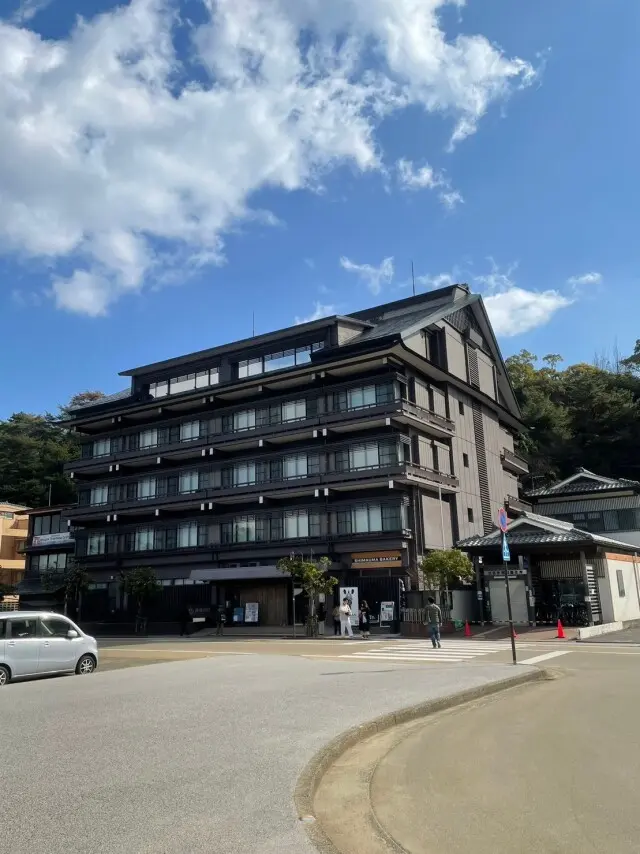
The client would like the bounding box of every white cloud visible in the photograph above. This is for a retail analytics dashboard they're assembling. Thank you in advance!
[415,272,457,290]
[295,301,336,324]
[396,159,464,209]
[484,287,572,337]
[567,271,603,287]
[10,0,52,23]
[0,0,535,315]
[340,256,395,294]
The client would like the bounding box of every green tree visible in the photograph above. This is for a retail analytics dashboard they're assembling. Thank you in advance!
[122,566,160,620]
[419,549,474,592]
[0,392,106,509]
[277,555,338,637]
[42,558,90,618]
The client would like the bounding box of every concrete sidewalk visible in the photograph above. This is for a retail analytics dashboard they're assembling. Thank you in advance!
[2,655,528,854]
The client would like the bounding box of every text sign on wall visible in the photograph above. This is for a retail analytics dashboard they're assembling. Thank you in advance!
[351,551,403,569]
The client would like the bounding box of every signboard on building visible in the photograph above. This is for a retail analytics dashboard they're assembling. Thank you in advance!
[244,603,259,624]
[380,601,395,623]
[351,551,403,569]
[32,533,74,548]
[339,586,359,626]
[484,567,527,579]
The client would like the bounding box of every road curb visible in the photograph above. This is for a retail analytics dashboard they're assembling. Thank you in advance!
[294,668,549,854]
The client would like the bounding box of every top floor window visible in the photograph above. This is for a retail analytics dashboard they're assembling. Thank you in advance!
[149,368,219,399]
[33,514,63,536]
[238,343,324,379]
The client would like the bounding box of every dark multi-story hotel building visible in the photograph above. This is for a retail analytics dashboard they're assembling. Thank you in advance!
[62,285,528,625]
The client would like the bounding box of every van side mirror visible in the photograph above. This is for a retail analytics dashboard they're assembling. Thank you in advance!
[67,629,79,639]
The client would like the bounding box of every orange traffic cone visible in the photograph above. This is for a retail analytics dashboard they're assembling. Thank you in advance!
[557,620,566,639]
[464,621,472,638]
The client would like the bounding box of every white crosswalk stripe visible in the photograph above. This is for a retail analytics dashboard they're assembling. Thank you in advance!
[340,639,546,664]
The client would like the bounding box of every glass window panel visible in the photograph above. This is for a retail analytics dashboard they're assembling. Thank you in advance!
[368,504,383,531]
[180,421,200,441]
[170,374,196,395]
[353,506,369,533]
[195,371,209,388]
[295,346,312,364]
[90,486,109,506]
[149,381,168,398]
[139,429,158,449]
[135,529,154,551]
[93,438,111,457]
[239,359,262,378]
[88,533,105,555]
[284,455,307,479]
[234,516,255,543]
[138,477,156,499]
[285,511,309,539]
[178,522,198,548]
[282,399,306,422]
[233,409,256,431]
[233,463,256,486]
[179,471,199,493]
[210,368,220,385]
[265,350,296,372]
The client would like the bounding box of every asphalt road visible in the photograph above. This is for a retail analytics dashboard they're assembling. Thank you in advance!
[367,650,640,854]
[0,653,524,854]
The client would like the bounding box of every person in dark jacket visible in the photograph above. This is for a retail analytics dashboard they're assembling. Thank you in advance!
[216,606,226,636]
[359,600,371,640]
[179,606,191,637]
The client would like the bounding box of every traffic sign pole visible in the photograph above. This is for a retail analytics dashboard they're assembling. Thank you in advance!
[497,509,516,665]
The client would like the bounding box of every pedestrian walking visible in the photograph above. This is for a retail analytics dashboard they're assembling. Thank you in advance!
[179,605,191,637]
[359,600,371,639]
[216,606,226,636]
[424,596,442,648]
[332,604,341,636]
[339,598,354,637]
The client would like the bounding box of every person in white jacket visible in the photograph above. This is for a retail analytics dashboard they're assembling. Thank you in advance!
[339,598,354,637]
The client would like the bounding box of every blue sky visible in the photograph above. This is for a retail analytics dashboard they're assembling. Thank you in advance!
[1,0,639,417]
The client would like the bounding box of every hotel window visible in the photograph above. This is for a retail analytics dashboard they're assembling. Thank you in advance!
[349,443,380,470]
[233,409,256,432]
[353,504,382,533]
[33,514,63,536]
[238,343,324,378]
[238,358,263,379]
[135,529,155,551]
[284,511,309,539]
[180,421,200,441]
[284,454,308,480]
[178,522,198,548]
[138,477,157,500]
[93,438,111,457]
[139,428,158,449]
[179,471,200,494]
[87,533,106,555]
[233,516,256,543]
[90,486,109,506]
[149,380,168,398]
[338,504,401,535]
[347,385,376,410]
[282,399,306,422]
[233,462,256,487]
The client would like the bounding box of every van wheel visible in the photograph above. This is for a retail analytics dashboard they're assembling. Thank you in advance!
[0,665,10,686]
[76,655,96,675]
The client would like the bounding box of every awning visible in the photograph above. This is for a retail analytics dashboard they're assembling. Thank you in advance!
[190,566,288,582]
[15,580,64,596]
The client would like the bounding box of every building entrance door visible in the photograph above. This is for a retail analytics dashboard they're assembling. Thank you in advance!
[489,578,528,624]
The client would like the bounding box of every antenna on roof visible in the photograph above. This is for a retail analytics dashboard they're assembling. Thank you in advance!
[411,261,416,297]
[252,312,255,337]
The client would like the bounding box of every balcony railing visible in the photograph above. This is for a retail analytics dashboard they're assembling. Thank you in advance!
[67,398,456,471]
[500,448,529,475]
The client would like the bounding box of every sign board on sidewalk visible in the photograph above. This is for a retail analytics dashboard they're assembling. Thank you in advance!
[380,601,395,623]
[501,534,511,563]
[244,603,259,624]
[498,507,509,533]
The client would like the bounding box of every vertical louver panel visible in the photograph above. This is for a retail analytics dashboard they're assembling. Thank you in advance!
[472,402,492,534]
[467,346,480,388]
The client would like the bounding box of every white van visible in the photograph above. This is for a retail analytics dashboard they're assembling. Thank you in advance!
[0,611,98,686]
